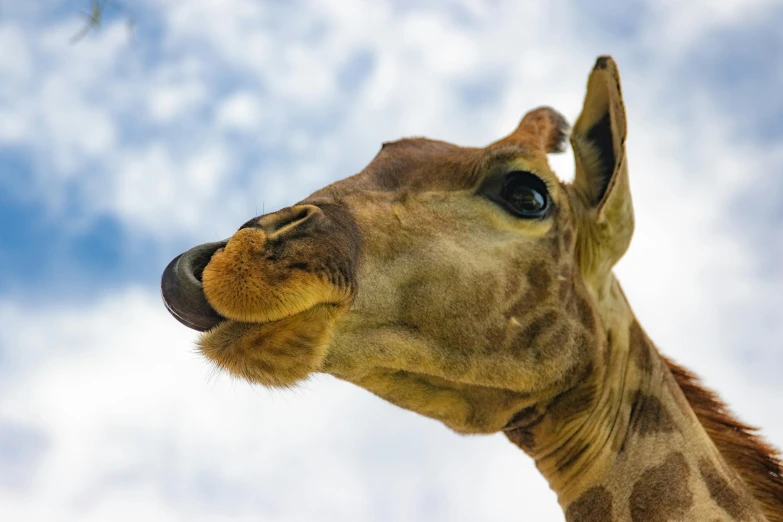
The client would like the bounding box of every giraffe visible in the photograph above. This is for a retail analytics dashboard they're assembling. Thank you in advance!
[161,56,783,520]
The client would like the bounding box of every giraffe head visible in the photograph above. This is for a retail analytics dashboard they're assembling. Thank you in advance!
[162,56,631,435]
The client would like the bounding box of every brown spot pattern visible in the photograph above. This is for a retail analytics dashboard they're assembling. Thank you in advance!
[527,261,552,301]
[575,292,596,332]
[504,405,546,451]
[566,486,613,522]
[557,441,589,471]
[507,261,553,320]
[562,228,573,247]
[629,320,653,374]
[548,379,597,424]
[510,311,558,356]
[505,405,543,429]
[506,428,536,450]
[667,358,783,522]
[627,391,676,438]
[630,452,693,522]
[699,458,752,520]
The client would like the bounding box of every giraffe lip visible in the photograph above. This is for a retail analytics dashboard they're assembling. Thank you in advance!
[161,241,229,332]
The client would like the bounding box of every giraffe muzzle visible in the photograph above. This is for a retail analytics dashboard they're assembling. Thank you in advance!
[161,240,228,332]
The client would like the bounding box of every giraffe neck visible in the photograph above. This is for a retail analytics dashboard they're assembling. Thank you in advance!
[504,276,766,521]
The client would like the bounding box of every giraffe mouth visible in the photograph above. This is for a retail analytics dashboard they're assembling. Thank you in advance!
[163,241,339,389]
[163,202,359,334]
[161,241,229,332]
[161,238,345,333]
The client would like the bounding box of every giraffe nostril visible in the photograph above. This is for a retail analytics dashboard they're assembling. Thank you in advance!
[239,205,322,236]
[238,217,263,231]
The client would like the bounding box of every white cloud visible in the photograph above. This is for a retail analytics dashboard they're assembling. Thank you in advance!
[1,1,782,520]
[5,0,779,242]
[96,142,256,238]
[645,0,778,55]
[0,1,588,239]
[215,91,262,132]
[0,290,561,521]
[148,81,207,123]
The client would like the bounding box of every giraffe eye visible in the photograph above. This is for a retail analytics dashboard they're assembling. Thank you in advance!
[499,171,550,218]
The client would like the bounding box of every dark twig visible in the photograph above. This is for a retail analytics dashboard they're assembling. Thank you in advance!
[70,0,135,45]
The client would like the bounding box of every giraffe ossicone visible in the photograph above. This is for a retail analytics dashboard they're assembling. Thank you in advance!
[162,56,783,521]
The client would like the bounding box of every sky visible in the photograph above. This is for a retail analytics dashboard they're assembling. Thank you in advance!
[0,0,782,520]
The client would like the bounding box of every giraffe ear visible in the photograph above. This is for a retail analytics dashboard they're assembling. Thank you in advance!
[512,106,570,154]
[570,56,634,281]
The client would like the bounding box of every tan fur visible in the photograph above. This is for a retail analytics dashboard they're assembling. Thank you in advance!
[667,358,783,522]
[203,228,348,323]
[199,304,342,387]
[202,205,351,323]
[170,56,782,520]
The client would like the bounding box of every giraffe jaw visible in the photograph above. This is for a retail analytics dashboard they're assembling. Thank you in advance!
[196,303,346,388]
[162,237,352,388]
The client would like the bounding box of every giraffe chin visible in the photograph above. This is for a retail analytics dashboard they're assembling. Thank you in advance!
[196,304,344,388]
